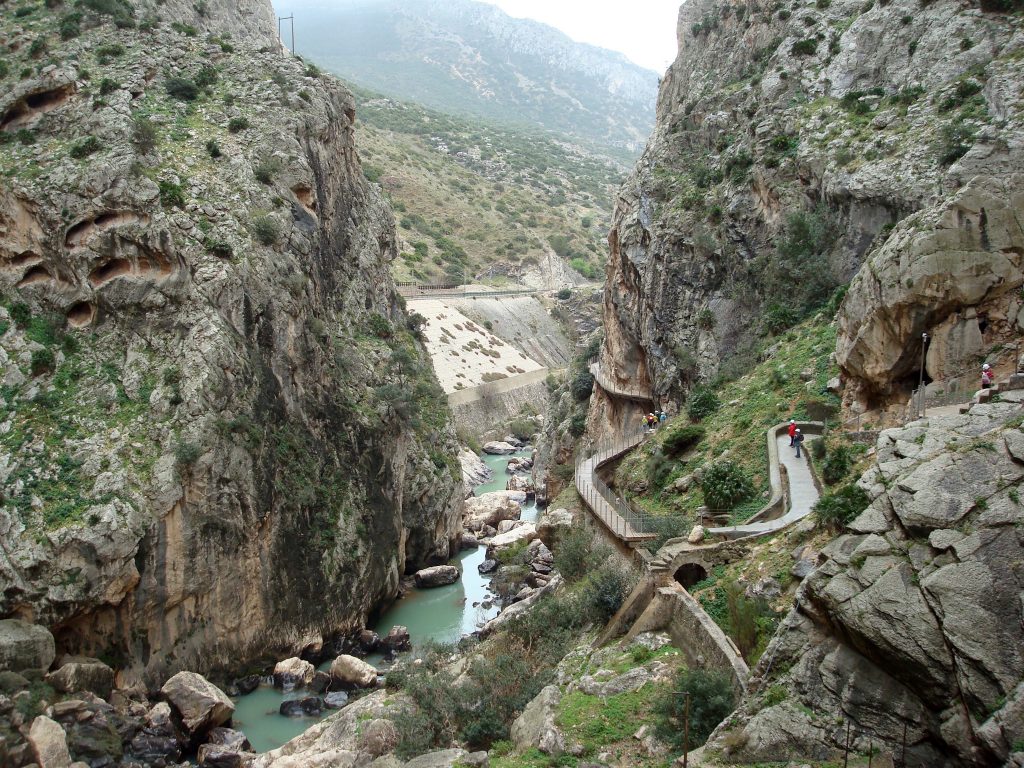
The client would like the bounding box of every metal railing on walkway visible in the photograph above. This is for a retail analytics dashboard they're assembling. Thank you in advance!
[574,426,689,543]
[588,359,654,403]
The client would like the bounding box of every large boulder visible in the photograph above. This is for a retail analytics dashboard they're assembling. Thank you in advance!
[511,685,565,755]
[413,565,460,588]
[279,697,323,717]
[357,718,399,757]
[486,523,538,556]
[273,657,315,690]
[381,625,411,652]
[459,449,492,488]
[28,715,72,768]
[463,492,523,530]
[0,620,55,673]
[160,671,234,736]
[46,657,115,700]
[482,441,517,455]
[536,508,573,549]
[329,655,378,688]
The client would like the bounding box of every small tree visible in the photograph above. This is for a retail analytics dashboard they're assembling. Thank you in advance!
[700,460,753,512]
[654,668,736,749]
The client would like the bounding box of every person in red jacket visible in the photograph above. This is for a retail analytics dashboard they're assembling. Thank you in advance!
[788,419,797,446]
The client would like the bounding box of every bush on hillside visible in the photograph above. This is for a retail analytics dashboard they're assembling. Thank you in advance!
[687,385,720,422]
[581,561,635,622]
[165,76,199,101]
[700,460,754,513]
[251,214,280,246]
[821,443,853,485]
[653,668,736,749]
[814,482,869,530]
[663,424,705,457]
[646,449,676,489]
[131,115,158,153]
[570,368,594,401]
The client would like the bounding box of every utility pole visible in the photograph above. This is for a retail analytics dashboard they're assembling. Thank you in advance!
[278,14,295,56]
[918,332,929,417]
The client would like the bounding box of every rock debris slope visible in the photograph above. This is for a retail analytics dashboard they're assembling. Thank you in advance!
[0,0,460,683]
[704,397,1024,765]
[594,0,1024,424]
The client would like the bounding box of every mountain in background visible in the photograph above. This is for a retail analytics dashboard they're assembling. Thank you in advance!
[278,0,660,156]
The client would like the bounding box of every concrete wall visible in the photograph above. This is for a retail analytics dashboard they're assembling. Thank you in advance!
[624,585,750,695]
[449,371,552,437]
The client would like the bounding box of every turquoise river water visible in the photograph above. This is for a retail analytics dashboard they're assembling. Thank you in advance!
[231,450,537,753]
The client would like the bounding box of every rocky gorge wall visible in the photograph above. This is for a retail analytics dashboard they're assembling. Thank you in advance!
[596,0,1024,418]
[704,399,1024,766]
[0,0,461,683]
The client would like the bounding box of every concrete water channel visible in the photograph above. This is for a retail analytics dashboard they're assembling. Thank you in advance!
[230,450,538,753]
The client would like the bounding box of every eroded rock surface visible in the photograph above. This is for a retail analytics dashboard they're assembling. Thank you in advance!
[706,401,1024,766]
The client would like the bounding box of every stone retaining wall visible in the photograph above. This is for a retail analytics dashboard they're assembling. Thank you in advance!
[449,371,552,437]
[623,585,749,695]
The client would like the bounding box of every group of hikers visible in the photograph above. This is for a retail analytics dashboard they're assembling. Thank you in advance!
[644,411,667,430]
[787,420,805,458]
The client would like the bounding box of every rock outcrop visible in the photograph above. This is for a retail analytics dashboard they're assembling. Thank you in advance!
[594,0,1024,427]
[160,671,234,738]
[0,0,461,682]
[0,620,55,672]
[705,397,1024,766]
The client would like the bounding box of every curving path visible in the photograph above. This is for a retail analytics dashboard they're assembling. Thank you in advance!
[574,429,656,543]
[589,362,654,403]
[706,430,821,539]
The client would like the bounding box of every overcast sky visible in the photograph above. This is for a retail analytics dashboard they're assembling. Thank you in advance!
[482,0,681,73]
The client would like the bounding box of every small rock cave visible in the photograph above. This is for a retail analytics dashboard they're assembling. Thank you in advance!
[16,264,52,288]
[0,83,76,131]
[66,301,95,327]
[674,562,708,590]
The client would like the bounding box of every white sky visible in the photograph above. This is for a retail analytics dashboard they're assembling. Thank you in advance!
[480,0,680,73]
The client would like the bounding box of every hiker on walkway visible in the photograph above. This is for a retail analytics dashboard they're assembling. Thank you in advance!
[788,419,797,446]
[794,428,805,458]
[981,363,994,389]
[658,410,667,425]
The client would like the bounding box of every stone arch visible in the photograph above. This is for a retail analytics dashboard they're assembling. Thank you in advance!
[674,562,708,590]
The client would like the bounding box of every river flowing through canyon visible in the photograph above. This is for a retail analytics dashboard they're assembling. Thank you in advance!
[230,449,538,753]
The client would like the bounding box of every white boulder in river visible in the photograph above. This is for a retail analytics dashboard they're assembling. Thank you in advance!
[463,491,524,530]
[414,565,460,588]
[273,657,315,689]
[330,654,378,688]
[459,448,492,487]
[160,671,234,736]
[482,441,517,455]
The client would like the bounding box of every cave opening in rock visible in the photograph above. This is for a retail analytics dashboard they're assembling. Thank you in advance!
[674,562,708,590]
[67,302,95,327]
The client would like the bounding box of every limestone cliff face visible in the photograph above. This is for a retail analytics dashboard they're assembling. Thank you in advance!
[705,401,1024,766]
[597,0,1024,421]
[0,0,461,683]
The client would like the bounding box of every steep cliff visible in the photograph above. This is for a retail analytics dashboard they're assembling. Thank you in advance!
[0,0,461,683]
[596,0,1024,423]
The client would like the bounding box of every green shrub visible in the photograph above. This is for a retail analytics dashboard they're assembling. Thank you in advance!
[206,139,221,158]
[28,38,47,58]
[367,313,392,338]
[30,348,55,376]
[687,385,720,421]
[568,411,587,437]
[165,76,199,101]
[94,43,125,63]
[254,158,279,184]
[569,368,594,401]
[553,525,604,583]
[814,482,869,530]
[10,302,32,327]
[653,668,736,749]
[69,135,101,159]
[725,579,776,661]
[581,561,635,622]
[174,440,201,468]
[17,129,36,145]
[556,288,572,299]
[507,418,535,442]
[59,11,82,38]
[663,424,705,457]
[131,114,157,152]
[646,450,676,489]
[170,21,198,36]
[194,65,219,89]
[938,119,975,165]
[791,38,818,56]
[821,443,852,484]
[251,215,280,246]
[79,0,134,22]
[98,77,119,95]
[227,116,250,133]
[206,240,233,258]
[158,179,185,209]
[697,307,716,329]
[700,460,754,512]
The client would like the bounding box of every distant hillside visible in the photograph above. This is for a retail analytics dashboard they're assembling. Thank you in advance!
[282,0,659,156]
[350,85,626,287]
